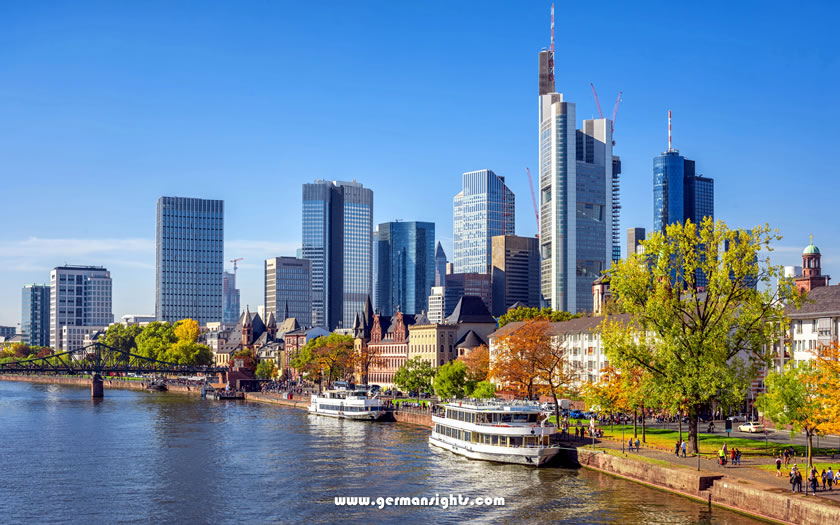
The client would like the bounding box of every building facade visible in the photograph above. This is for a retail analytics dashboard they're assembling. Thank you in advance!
[428,286,445,324]
[376,221,435,316]
[453,169,515,275]
[653,151,715,233]
[538,52,616,313]
[302,180,373,330]
[434,242,448,287]
[490,235,540,316]
[49,266,113,351]
[794,238,830,293]
[444,273,491,317]
[265,256,312,327]
[222,271,240,325]
[21,284,50,347]
[626,227,645,258]
[408,322,458,368]
[155,196,224,325]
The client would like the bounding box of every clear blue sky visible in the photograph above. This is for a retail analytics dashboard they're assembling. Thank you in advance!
[1,1,838,326]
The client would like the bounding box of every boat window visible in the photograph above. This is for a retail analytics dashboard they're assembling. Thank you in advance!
[469,413,475,424]
[510,436,522,447]
[528,414,538,423]
[464,431,471,442]
[501,414,512,423]
[491,435,499,446]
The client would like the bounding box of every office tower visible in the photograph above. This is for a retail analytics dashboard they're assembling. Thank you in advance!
[444,273,491,317]
[376,221,435,316]
[50,266,113,351]
[626,227,646,258]
[434,242,447,287]
[155,196,224,325]
[491,235,540,316]
[453,169,515,274]
[428,286,445,324]
[0,326,16,339]
[22,284,50,347]
[265,256,312,327]
[302,180,373,330]
[222,271,240,325]
[538,46,615,313]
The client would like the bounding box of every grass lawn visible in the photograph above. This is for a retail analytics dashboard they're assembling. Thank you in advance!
[393,398,430,408]
[590,446,690,469]
[757,462,840,473]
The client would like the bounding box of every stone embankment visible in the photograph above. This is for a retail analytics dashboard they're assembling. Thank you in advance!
[0,374,202,395]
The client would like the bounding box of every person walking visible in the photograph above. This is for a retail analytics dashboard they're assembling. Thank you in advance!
[828,467,835,491]
[822,469,828,491]
[681,440,687,458]
[810,466,819,495]
[628,437,633,452]
[718,447,726,467]
[635,437,640,452]
[790,466,799,492]
[730,448,737,465]
[775,455,782,477]
[675,441,681,457]
[783,448,790,466]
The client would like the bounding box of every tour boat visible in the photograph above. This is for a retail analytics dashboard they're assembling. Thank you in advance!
[308,386,386,421]
[429,400,560,466]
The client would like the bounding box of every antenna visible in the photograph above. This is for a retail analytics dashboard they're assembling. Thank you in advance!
[668,110,672,151]
[550,3,554,54]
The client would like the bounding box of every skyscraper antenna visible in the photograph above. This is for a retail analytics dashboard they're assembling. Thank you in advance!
[668,110,672,151]
[550,3,555,54]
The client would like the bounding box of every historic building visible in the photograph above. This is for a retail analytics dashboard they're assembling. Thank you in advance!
[794,237,830,293]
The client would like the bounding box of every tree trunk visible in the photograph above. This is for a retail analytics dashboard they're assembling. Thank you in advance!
[688,405,699,454]
[633,408,638,438]
[678,414,682,443]
[808,430,813,468]
[642,404,647,443]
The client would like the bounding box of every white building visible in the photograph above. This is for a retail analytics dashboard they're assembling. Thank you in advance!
[121,314,156,326]
[784,285,840,367]
[66,326,108,353]
[50,266,113,351]
[428,286,445,324]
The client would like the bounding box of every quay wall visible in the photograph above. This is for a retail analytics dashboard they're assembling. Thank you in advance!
[243,392,310,409]
[391,410,432,428]
[0,374,202,395]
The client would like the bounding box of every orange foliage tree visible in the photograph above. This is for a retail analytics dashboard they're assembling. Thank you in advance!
[458,344,489,383]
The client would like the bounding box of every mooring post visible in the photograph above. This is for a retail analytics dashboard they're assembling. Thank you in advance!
[91,373,104,398]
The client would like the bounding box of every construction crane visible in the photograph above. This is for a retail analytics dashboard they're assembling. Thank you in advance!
[526,168,539,237]
[590,83,622,145]
[230,258,244,281]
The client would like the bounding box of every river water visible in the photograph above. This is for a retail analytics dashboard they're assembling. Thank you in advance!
[0,381,761,524]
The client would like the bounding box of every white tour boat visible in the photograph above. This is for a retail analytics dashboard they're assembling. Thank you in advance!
[308,385,386,421]
[430,400,560,466]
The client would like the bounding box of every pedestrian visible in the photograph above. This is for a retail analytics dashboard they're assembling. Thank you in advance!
[783,448,790,466]
[790,466,798,493]
[730,448,736,465]
[681,440,687,458]
[718,447,726,467]
[794,466,803,493]
[628,437,633,452]
[810,467,819,495]
[635,437,640,452]
[675,441,681,457]
[828,467,835,491]
[822,469,828,491]
[775,455,783,477]
[722,443,728,458]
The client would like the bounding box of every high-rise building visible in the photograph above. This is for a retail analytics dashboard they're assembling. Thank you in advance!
[428,286,445,324]
[265,256,312,327]
[155,196,224,325]
[376,221,435,316]
[222,271,240,325]
[538,48,616,313]
[653,151,714,233]
[491,235,540,316]
[434,242,448,287]
[22,284,50,347]
[0,326,16,339]
[302,180,373,330]
[626,227,645,258]
[453,170,515,275]
[444,273,491,317]
[50,266,113,351]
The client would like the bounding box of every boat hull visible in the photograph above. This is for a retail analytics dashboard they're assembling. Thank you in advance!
[308,407,386,421]
[429,434,559,467]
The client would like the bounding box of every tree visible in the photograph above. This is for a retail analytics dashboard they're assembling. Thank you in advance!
[99,323,142,354]
[292,334,354,392]
[433,360,469,399]
[758,361,828,467]
[162,340,213,366]
[498,307,579,328]
[352,343,385,385]
[255,359,278,379]
[814,343,840,436]
[602,219,799,454]
[470,381,497,399]
[135,322,176,361]
[393,357,435,400]
[582,365,629,431]
[458,344,489,384]
[173,319,200,343]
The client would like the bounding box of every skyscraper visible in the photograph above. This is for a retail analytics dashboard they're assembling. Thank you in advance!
[222,271,240,325]
[453,169,515,275]
[50,266,113,351]
[434,242,448,287]
[626,227,645,258]
[21,284,50,347]
[491,235,540,316]
[265,256,312,327]
[444,273,491,317]
[376,221,435,316]
[155,197,224,325]
[653,131,714,232]
[538,48,616,313]
[302,180,373,330]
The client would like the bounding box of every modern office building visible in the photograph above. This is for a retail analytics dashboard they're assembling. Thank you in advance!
[453,169,515,275]
[49,266,113,351]
[376,221,435,316]
[265,256,312,327]
[538,46,616,313]
[653,150,714,233]
[0,326,16,339]
[626,227,645,258]
[444,273,491,317]
[434,242,448,287]
[428,286,445,324]
[155,197,224,325]
[222,271,240,325]
[302,180,373,330]
[21,284,50,347]
[490,235,540,316]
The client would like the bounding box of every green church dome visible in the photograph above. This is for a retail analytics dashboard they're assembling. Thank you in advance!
[804,235,820,255]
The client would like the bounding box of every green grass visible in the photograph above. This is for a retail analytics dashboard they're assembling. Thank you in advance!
[591,446,690,469]
[758,462,840,472]
[393,398,430,408]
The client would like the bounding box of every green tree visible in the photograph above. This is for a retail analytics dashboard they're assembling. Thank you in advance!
[291,334,354,392]
[469,381,497,399]
[99,324,142,354]
[498,307,580,328]
[602,219,798,454]
[393,357,435,400]
[135,322,176,361]
[255,359,278,379]
[161,340,213,366]
[433,360,469,399]
[758,361,828,468]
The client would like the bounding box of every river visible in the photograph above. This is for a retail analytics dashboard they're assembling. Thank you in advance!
[0,381,762,524]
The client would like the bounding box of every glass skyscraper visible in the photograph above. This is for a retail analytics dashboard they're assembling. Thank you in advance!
[21,284,50,347]
[302,180,373,330]
[453,169,515,275]
[653,150,714,233]
[376,221,435,316]
[155,196,224,325]
[222,271,240,325]
[265,256,312,327]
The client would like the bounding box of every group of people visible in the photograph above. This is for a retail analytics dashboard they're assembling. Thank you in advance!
[787,464,836,495]
[627,437,642,452]
[716,444,742,466]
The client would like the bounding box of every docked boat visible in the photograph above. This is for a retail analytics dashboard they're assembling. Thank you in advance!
[429,400,560,467]
[146,379,168,392]
[308,385,385,421]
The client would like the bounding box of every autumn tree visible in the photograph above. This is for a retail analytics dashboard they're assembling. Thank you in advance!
[498,307,579,328]
[255,359,278,379]
[602,219,799,454]
[582,365,629,431]
[353,343,385,385]
[160,319,212,366]
[814,343,840,435]
[292,334,354,392]
[458,344,489,384]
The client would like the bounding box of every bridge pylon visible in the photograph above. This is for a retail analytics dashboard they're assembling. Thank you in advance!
[91,373,104,398]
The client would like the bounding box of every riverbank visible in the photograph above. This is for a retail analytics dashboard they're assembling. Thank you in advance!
[0,374,203,396]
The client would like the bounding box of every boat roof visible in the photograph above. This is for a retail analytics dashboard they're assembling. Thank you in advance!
[443,400,542,412]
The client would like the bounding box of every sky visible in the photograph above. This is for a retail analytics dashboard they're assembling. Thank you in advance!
[1,1,838,326]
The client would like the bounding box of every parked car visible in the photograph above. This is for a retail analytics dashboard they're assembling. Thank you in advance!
[738,421,765,433]
[727,415,747,423]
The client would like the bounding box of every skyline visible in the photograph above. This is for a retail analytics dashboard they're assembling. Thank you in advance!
[2,1,838,324]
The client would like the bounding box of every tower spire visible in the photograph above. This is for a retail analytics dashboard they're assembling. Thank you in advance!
[550,3,554,54]
[668,110,672,151]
